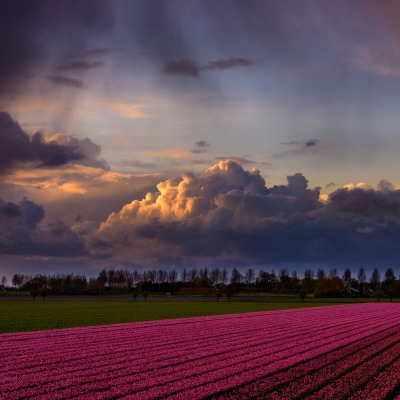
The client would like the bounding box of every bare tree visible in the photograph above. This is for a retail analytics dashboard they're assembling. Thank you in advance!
[148,270,157,292]
[370,268,381,290]
[132,270,142,289]
[230,267,242,292]
[157,269,167,292]
[97,269,108,292]
[316,268,326,281]
[40,287,48,301]
[329,268,338,278]
[12,274,24,289]
[245,268,255,285]
[384,267,395,286]
[215,286,223,302]
[107,269,116,289]
[180,269,188,288]
[189,268,198,288]
[342,268,352,286]
[357,267,366,283]
[278,268,290,292]
[291,270,299,293]
[303,269,314,294]
[221,268,229,287]
[210,268,221,287]
[199,268,209,288]
[125,271,134,292]
[169,270,177,292]
[30,287,39,300]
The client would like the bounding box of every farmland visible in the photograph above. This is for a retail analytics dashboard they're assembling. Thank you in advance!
[0,297,357,334]
[2,303,400,399]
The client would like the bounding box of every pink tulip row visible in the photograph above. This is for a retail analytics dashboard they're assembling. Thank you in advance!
[2,310,394,399]
[348,356,400,400]
[1,303,400,399]
[263,330,400,399]
[137,318,400,400]
[1,305,377,380]
[305,341,400,400]
[2,307,365,389]
[215,323,400,400]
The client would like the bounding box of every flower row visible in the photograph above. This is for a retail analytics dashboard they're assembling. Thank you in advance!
[1,303,400,399]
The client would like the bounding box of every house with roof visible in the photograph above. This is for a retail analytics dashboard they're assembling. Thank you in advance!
[341,287,360,297]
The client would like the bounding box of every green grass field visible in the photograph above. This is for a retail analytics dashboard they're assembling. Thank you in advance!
[0,296,385,334]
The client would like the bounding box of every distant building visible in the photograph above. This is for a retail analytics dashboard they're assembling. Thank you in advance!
[341,287,360,297]
[363,288,376,298]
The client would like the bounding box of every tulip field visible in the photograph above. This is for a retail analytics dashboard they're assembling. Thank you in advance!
[1,303,400,399]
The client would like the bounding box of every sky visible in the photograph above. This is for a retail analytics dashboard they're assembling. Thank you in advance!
[2,0,400,280]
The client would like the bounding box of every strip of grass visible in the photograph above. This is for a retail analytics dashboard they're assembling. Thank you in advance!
[0,298,369,334]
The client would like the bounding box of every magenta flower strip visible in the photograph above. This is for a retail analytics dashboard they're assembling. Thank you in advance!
[215,324,400,400]
[262,331,400,399]
[1,303,400,400]
[3,312,392,399]
[348,356,400,400]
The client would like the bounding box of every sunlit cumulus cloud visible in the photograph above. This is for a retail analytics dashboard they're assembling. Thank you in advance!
[89,160,400,268]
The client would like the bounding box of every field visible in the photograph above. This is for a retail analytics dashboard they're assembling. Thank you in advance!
[0,297,354,333]
[2,303,400,399]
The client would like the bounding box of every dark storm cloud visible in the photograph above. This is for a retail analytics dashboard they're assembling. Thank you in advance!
[163,57,253,78]
[327,185,400,220]
[57,61,104,71]
[0,198,44,228]
[2,0,397,98]
[275,139,320,159]
[0,0,113,98]
[0,112,108,173]
[92,161,400,268]
[163,59,200,77]
[191,140,211,153]
[304,139,318,147]
[282,139,318,147]
[46,75,84,89]
[196,140,211,148]
[0,197,85,257]
[203,57,252,70]
[77,48,110,58]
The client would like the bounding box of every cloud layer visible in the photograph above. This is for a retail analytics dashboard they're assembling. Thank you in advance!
[163,57,252,77]
[0,197,84,257]
[89,160,400,268]
[3,159,400,269]
[0,112,109,174]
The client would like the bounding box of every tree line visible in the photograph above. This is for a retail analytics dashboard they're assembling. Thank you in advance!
[2,265,400,299]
